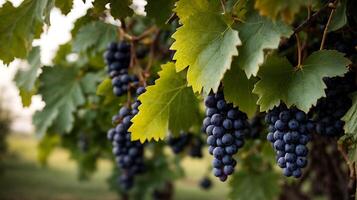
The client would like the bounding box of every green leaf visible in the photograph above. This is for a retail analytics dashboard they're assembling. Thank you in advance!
[235,11,292,78]
[14,47,42,107]
[96,78,112,96]
[229,170,280,200]
[254,0,309,22]
[253,50,351,112]
[146,0,175,26]
[33,66,87,137]
[0,0,53,64]
[55,0,73,15]
[129,62,200,142]
[328,0,347,32]
[110,0,133,19]
[343,92,357,136]
[171,0,241,93]
[72,21,117,53]
[223,60,258,118]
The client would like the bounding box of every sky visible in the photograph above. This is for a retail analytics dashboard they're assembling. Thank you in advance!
[0,0,146,133]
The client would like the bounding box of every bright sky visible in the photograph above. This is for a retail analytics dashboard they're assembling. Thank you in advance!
[0,0,146,133]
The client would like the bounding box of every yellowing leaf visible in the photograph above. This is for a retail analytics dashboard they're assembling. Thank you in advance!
[254,0,308,23]
[253,51,351,112]
[129,62,200,143]
[174,0,220,24]
[235,12,292,78]
[171,0,241,93]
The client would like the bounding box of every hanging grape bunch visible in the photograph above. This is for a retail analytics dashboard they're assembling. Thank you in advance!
[107,87,146,190]
[311,72,356,137]
[266,105,314,178]
[203,91,250,181]
[104,42,140,96]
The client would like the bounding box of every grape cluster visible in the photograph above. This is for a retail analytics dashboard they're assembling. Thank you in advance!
[311,73,356,137]
[167,133,192,154]
[167,133,204,158]
[107,87,146,190]
[202,92,249,181]
[247,115,264,139]
[104,42,139,96]
[199,177,212,190]
[189,137,204,158]
[266,105,313,178]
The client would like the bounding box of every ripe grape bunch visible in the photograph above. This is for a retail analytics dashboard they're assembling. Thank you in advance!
[167,133,204,158]
[107,87,146,190]
[104,42,139,96]
[312,72,356,137]
[266,105,313,178]
[203,92,249,181]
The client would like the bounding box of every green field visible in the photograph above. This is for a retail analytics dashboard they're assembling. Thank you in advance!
[0,134,228,200]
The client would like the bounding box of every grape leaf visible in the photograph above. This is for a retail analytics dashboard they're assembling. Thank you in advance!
[129,62,200,142]
[171,0,241,93]
[343,92,357,136]
[33,66,88,137]
[14,47,42,107]
[110,0,133,19]
[0,0,53,64]
[328,0,347,32]
[72,21,117,53]
[174,0,219,24]
[234,11,292,78]
[223,60,258,118]
[254,0,308,22]
[92,0,133,19]
[55,0,73,15]
[253,50,351,112]
[229,170,280,200]
[146,0,175,26]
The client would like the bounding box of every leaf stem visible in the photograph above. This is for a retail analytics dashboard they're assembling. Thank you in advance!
[292,0,334,35]
[220,0,226,13]
[320,1,338,50]
[295,33,302,69]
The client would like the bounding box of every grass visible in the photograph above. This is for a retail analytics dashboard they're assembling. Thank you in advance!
[0,134,228,200]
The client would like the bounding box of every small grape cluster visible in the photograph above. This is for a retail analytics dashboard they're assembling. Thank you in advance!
[167,133,192,154]
[168,133,204,158]
[203,92,249,182]
[107,87,146,190]
[266,105,313,178]
[312,73,356,137]
[199,177,212,190]
[104,42,139,96]
[247,115,264,139]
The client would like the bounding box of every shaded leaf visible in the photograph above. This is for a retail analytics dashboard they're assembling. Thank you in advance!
[343,92,357,136]
[223,60,258,118]
[14,47,42,107]
[55,0,72,15]
[253,51,350,112]
[146,0,175,26]
[328,0,347,32]
[72,21,117,53]
[235,11,292,78]
[229,170,280,200]
[33,66,87,137]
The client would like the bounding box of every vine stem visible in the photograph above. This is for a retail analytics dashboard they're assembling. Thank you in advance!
[295,33,302,69]
[320,1,338,50]
[337,143,354,177]
[292,0,334,35]
[220,0,226,13]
